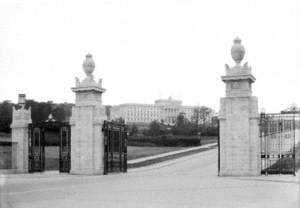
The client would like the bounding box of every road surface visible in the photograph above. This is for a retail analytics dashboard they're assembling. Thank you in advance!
[0,149,299,208]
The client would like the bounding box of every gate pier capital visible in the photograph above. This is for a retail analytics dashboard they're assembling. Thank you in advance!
[70,54,107,175]
[219,38,260,176]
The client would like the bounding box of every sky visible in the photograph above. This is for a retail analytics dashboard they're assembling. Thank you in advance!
[0,0,299,113]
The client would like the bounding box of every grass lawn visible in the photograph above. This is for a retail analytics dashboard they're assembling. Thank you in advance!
[127,146,188,160]
[127,136,218,160]
[127,136,218,168]
[128,144,218,168]
[44,146,59,170]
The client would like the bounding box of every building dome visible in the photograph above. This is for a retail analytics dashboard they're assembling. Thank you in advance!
[231,37,245,64]
[82,53,95,77]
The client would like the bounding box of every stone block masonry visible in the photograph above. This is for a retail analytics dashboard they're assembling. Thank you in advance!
[10,94,32,173]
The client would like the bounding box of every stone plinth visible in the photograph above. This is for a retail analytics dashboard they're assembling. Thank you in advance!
[10,98,32,173]
[219,38,260,176]
[70,54,107,175]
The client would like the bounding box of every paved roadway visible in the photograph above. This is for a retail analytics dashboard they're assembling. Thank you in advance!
[0,149,299,208]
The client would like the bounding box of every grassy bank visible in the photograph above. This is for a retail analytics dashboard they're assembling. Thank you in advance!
[127,146,188,160]
[128,144,218,169]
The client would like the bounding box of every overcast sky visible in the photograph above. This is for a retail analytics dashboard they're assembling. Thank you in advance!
[0,0,299,113]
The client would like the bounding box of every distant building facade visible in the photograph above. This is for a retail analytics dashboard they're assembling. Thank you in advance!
[111,97,194,125]
[281,104,300,113]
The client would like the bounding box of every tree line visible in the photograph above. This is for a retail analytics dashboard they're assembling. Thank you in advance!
[0,100,74,133]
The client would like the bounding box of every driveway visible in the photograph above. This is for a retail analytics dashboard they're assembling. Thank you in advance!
[1,149,299,208]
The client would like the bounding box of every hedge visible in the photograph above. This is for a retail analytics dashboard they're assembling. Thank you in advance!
[127,135,217,147]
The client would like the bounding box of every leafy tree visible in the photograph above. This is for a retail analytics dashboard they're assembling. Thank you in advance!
[149,121,160,136]
[172,112,197,136]
[0,101,13,133]
[0,100,74,133]
[192,106,213,125]
[146,120,169,136]
[26,100,52,123]
[191,106,215,134]
[198,106,214,125]
[129,124,138,135]
[60,103,73,121]
[52,107,66,121]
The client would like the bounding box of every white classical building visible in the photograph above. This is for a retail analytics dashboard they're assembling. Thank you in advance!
[111,97,194,125]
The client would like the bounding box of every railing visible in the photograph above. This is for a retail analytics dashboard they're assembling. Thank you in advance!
[259,113,298,175]
[102,121,128,174]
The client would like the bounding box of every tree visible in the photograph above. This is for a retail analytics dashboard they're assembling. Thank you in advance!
[130,124,138,135]
[0,101,13,133]
[26,100,52,123]
[192,106,215,135]
[172,112,197,136]
[0,99,74,133]
[192,106,215,125]
[199,106,214,125]
[176,112,186,127]
[148,120,161,136]
[52,107,66,121]
[146,120,169,136]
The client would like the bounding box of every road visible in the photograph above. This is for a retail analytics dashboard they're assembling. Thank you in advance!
[0,149,299,208]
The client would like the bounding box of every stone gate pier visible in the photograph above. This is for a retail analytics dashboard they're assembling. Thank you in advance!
[70,54,107,174]
[10,94,32,173]
[219,38,260,176]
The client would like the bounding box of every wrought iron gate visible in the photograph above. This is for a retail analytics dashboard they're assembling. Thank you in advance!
[259,113,298,175]
[28,122,71,173]
[102,121,127,174]
[28,126,44,172]
[59,126,71,172]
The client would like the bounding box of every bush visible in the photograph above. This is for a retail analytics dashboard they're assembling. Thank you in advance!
[200,126,219,136]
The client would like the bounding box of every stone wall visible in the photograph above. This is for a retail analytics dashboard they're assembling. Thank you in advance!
[0,141,17,170]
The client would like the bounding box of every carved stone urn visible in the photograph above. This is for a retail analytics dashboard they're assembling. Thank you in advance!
[82,53,95,77]
[231,37,245,64]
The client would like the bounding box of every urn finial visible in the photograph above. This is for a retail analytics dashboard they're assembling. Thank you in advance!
[82,53,95,77]
[231,37,245,65]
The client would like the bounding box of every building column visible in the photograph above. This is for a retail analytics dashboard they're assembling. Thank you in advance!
[70,54,107,175]
[10,94,32,173]
[219,38,260,176]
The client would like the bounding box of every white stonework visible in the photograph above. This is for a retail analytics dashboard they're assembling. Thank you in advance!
[10,95,32,173]
[70,54,107,175]
[111,97,195,125]
[219,38,260,176]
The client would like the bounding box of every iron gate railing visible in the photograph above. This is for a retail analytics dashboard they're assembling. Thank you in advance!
[102,121,127,174]
[259,113,298,175]
[28,121,71,173]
